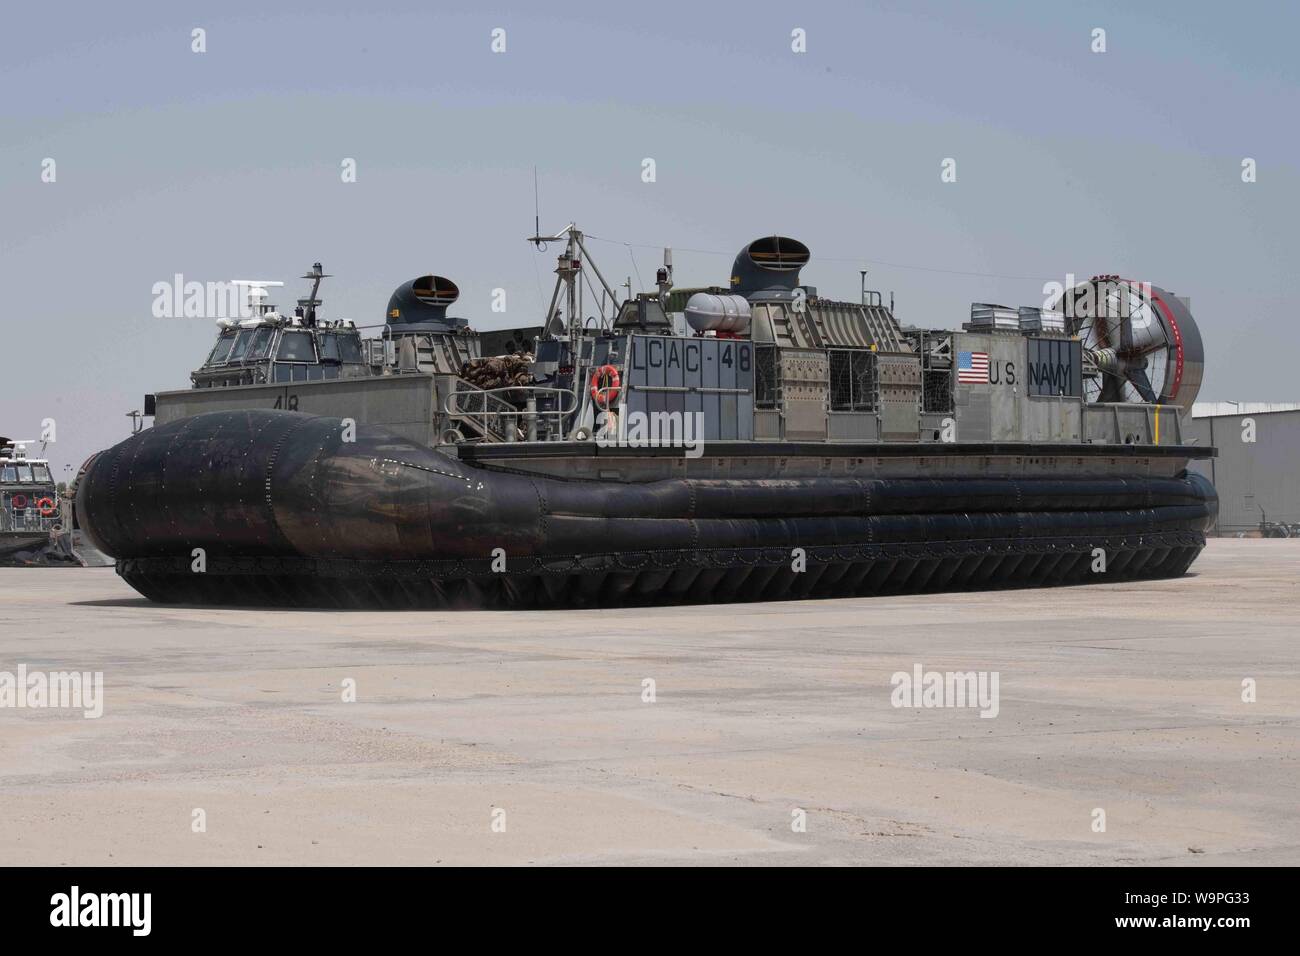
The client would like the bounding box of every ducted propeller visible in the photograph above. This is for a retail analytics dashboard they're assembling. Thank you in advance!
[1052,277,1204,413]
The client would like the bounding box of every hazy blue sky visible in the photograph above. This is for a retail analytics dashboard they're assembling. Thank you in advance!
[2,0,1297,476]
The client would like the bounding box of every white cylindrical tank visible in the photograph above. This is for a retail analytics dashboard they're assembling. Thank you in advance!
[685,292,752,334]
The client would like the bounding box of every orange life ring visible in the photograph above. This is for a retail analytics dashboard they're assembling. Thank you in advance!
[589,364,621,408]
[37,497,57,517]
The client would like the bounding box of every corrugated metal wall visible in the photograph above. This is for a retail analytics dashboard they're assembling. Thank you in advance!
[1185,409,1300,533]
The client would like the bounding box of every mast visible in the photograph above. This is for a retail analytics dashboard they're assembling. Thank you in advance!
[528,222,620,348]
[299,262,330,326]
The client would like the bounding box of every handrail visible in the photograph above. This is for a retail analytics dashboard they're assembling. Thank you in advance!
[447,385,579,418]
[444,385,580,443]
[0,509,62,533]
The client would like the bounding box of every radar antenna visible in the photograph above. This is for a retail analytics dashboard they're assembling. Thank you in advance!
[230,279,286,321]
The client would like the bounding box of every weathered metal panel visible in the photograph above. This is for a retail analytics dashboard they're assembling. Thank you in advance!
[700,338,721,441]
[828,412,878,441]
[919,412,950,442]
[153,375,437,446]
[647,336,667,420]
[1083,404,1116,443]
[1084,403,1162,445]
[666,337,686,422]
[987,336,1021,441]
[779,349,828,441]
[684,338,705,431]
[876,353,921,441]
[735,337,755,439]
[1021,396,1082,442]
[956,387,992,441]
[753,409,781,440]
[719,339,739,440]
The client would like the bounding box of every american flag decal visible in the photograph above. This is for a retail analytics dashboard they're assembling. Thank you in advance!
[957,350,989,384]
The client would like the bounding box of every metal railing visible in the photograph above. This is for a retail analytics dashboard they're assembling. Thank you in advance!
[1,508,62,533]
[445,385,579,443]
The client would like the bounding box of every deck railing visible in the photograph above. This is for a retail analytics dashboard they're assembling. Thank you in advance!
[445,385,578,443]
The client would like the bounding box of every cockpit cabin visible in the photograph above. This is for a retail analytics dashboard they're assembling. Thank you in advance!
[194,321,370,388]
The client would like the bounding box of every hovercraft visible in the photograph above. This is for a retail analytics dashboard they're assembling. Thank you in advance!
[77,226,1218,608]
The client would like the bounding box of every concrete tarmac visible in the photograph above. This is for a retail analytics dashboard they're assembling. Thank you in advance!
[1,538,1297,866]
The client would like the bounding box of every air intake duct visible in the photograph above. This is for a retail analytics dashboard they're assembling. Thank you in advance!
[385,275,466,332]
[730,236,810,300]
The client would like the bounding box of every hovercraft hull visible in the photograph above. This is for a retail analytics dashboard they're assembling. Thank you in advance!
[77,410,1217,609]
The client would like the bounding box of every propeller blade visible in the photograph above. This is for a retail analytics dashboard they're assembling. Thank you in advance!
[1127,367,1158,404]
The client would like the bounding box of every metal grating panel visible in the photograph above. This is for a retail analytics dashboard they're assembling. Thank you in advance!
[923,368,953,413]
[829,349,877,411]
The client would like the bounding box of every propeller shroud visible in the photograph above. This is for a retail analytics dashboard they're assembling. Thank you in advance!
[1052,277,1204,414]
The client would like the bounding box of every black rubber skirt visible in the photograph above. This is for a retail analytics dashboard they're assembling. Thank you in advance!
[76,410,1218,609]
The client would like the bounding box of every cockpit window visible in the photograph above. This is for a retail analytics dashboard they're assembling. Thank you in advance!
[276,331,316,362]
[318,333,341,363]
[207,332,236,366]
[338,334,363,363]
[316,333,361,363]
[16,464,34,482]
[248,327,275,360]
[228,330,255,362]
[32,464,51,482]
[1,465,15,482]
